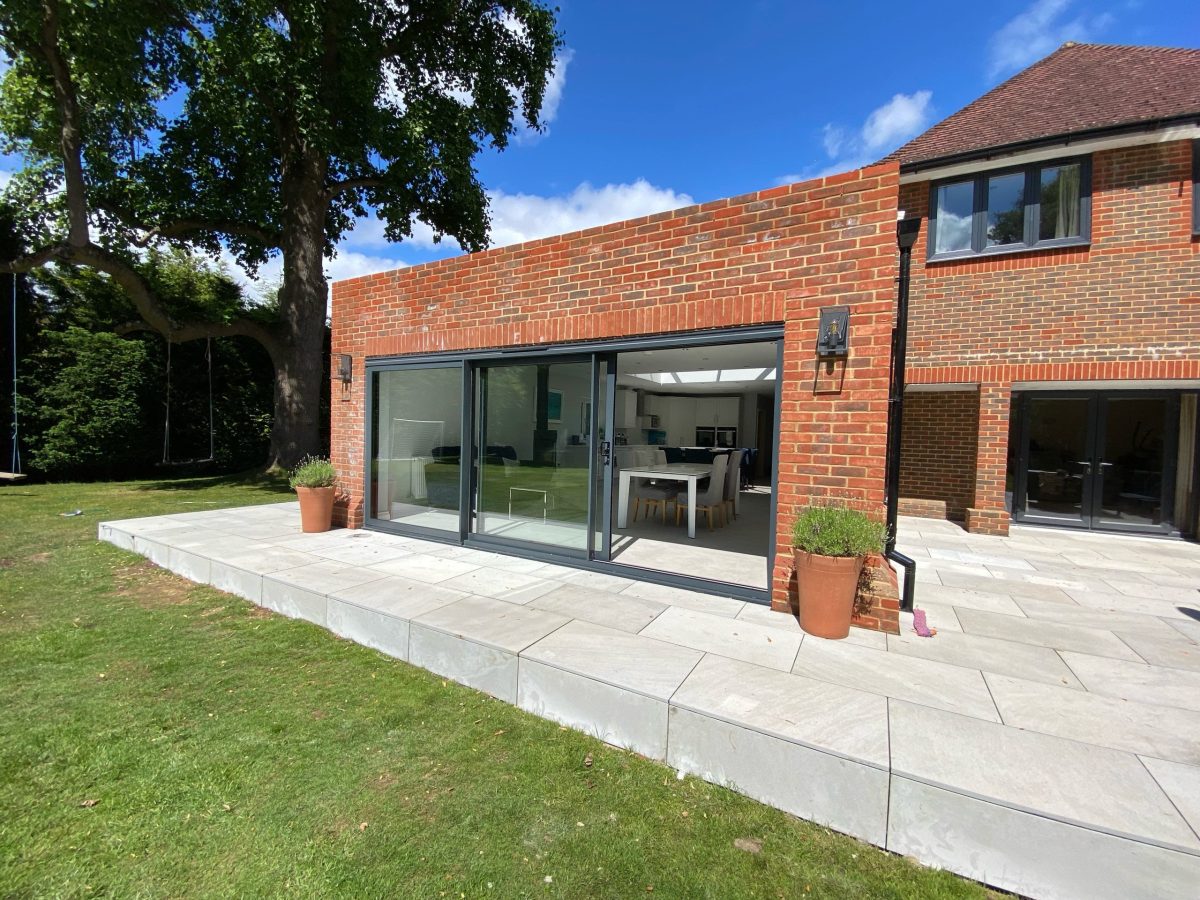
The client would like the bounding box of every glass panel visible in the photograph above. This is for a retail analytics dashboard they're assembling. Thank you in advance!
[1038,163,1082,241]
[1095,398,1166,527]
[591,357,610,558]
[986,172,1025,247]
[933,180,974,254]
[370,367,462,532]
[1024,398,1089,521]
[474,360,591,551]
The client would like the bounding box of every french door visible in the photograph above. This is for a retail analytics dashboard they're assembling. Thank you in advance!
[1013,392,1179,534]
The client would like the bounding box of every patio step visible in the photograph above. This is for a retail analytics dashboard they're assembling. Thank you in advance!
[99,507,1200,900]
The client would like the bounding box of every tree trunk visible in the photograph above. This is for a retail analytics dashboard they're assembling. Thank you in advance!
[268,148,329,470]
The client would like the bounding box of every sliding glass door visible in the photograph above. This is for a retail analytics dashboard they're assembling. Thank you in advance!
[367,364,465,534]
[471,357,595,554]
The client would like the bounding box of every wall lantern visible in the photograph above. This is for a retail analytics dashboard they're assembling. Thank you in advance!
[337,353,353,385]
[816,306,850,357]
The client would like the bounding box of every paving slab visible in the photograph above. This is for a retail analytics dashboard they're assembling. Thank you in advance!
[984,673,1200,765]
[1141,757,1200,841]
[528,584,666,633]
[521,620,702,699]
[953,607,1143,661]
[887,629,1083,688]
[936,569,1075,603]
[887,776,1200,900]
[671,655,889,770]
[309,539,416,567]
[518,657,672,759]
[327,599,409,660]
[668,705,890,846]
[1059,651,1200,712]
[618,580,745,618]
[1012,596,1182,637]
[208,560,262,604]
[1069,589,1198,620]
[369,554,481,584]
[264,559,389,596]
[221,545,323,575]
[408,625,519,702]
[260,577,327,626]
[791,639,999,722]
[640,606,802,671]
[912,581,1026,615]
[411,595,570,655]
[888,699,1200,852]
[327,575,466,621]
[556,568,638,593]
[166,546,212,585]
[439,568,559,605]
[1113,630,1200,673]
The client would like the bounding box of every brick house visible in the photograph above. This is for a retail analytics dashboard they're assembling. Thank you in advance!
[329,43,1199,633]
[892,43,1200,540]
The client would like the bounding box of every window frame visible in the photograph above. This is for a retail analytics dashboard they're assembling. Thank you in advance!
[1192,140,1198,236]
[927,155,1092,261]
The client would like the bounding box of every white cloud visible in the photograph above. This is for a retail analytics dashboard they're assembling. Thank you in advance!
[781,90,935,184]
[485,179,693,247]
[861,91,934,153]
[821,125,846,159]
[350,179,694,254]
[988,0,1115,80]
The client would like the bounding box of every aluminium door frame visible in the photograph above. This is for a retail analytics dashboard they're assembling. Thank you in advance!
[1012,388,1182,536]
[362,324,785,604]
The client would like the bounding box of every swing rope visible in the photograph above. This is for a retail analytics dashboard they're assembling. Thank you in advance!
[6,272,23,479]
[160,333,217,467]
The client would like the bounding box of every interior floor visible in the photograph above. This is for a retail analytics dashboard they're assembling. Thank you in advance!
[610,486,771,588]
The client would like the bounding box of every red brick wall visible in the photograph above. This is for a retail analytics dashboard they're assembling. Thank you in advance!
[331,164,901,629]
[898,139,1200,532]
[898,390,979,521]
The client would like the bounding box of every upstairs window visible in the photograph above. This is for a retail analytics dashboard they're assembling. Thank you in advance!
[1193,141,1199,236]
[929,157,1090,260]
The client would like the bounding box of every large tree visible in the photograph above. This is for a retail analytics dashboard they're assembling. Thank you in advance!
[0,0,560,466]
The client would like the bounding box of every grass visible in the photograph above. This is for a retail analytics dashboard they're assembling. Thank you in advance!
[0,474,993,898]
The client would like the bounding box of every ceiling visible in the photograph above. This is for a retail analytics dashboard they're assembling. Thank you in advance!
[615,341,778,396]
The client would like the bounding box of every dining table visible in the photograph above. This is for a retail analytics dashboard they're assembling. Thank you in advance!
[616,462,713,539]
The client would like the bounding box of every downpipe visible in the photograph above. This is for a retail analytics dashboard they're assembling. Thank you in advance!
[886,217,922,612]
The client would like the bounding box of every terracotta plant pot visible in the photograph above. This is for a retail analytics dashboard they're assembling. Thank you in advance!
[296,485,335,533]
[793,550,865,639]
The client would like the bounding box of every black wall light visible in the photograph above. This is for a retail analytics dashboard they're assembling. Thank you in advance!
[816,306,850,357]
[337,353,353,385]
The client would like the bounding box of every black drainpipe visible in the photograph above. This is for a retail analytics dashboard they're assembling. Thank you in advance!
[886,217,922,612]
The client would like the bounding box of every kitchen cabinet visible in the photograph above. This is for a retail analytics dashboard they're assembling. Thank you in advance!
[615,389,638,428]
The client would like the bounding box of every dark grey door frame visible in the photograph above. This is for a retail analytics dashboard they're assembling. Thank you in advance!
[1012,389,1182,536]
[362,325,785,603]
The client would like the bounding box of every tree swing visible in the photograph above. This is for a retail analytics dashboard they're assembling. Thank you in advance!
[3,273,26,481]
[159,333,217,468]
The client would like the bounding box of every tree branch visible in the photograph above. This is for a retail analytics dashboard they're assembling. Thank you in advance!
[2,240,282,356]
[39,0,89,247]
[323,176,386,201]
[128,217,282,248]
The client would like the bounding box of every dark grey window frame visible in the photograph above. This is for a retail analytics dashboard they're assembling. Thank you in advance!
[1192,140,1199,236]
[928,155,1092,261]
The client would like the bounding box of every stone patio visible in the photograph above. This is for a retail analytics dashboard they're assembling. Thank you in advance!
[99,505,1200,900]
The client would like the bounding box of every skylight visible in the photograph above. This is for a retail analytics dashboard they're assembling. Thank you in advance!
[628,368,776,385]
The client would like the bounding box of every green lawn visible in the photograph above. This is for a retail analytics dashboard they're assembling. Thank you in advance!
[0,475,992,898]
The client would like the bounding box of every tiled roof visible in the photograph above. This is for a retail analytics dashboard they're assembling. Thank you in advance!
[888,43,1200,169]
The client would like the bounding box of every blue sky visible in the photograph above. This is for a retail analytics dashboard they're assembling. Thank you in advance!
[2,0,1195,293]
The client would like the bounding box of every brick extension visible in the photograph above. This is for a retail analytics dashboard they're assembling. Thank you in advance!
[331,164,903,632]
